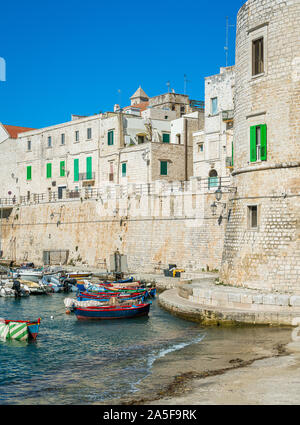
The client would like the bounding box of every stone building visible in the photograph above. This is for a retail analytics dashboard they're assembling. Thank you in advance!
[193,66,234,188]
[220,0,300,293]
[0,88,204,200]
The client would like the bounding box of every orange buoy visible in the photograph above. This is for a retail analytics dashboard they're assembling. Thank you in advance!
[66,310,71,314]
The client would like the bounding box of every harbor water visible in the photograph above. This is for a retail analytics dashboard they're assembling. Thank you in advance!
[0,293,291,405]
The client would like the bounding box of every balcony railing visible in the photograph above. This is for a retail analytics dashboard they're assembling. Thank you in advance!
[79,172,95,181]
[222,110,234,121]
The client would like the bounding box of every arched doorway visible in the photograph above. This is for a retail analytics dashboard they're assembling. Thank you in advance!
[208,169,218,188]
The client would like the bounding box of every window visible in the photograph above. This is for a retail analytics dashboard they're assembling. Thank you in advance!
[162,133,170,143]
[75,130,79,142]
[211,97,218,115]
[160,161,168,176]
[61,134,65,145]
[122,162,127,177]
[46,163,52,179]
[87,128,92,140]
[137,135,145,144]
[252,38,264,76]
[27,140,31,151]
[250,124,267,162]
[60,161,65,177]
[208,169,218,188]
[47,136,52,147]
[164,116,168,120]
[86,156,92,180]
[248,205,258,229]
[26,166,32,181]
[108,130,114,145]
[74,159,79,182]
[176,134,181,144]
[198,143,204,152]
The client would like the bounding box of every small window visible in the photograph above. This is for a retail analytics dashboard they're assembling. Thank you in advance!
[162,133,170,143]
[248,205,258,229]
[137,135,145,144]
[176,134,181,144]
[160,161,168,176]
[198,143,204,152]
[108,130,114,145]
[27,140,31,151]
[47,136,52,147]
[122,162,127,177]
[252,38,264,76]
[211,97,218,115]
[61,134,65,145]
[87,128,92,140]
[164,116,168,120]
[75,131,79,142]
[208,169,218,188]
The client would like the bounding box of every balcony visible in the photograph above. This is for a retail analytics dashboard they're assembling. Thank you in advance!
[79,172,95,181]
[222,110,234,121]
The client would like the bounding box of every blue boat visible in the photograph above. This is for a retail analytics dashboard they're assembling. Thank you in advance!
[74,303,150,320]
[77,291,146,303]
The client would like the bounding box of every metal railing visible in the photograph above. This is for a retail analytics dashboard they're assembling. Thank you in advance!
[0,177,232,207]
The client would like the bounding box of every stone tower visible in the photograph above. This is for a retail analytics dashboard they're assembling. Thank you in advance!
[220,0,300,293]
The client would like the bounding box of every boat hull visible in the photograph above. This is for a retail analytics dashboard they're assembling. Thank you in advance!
[74,303,150,320]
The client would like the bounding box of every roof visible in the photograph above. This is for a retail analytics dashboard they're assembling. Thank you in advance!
[3,124,36,139]
[123,101,149,112]
[130,86,149,100]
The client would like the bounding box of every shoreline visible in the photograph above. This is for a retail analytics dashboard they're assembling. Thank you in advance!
[108,325,293,406]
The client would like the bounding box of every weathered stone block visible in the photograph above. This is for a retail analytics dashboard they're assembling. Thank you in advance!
[289,296,300,307]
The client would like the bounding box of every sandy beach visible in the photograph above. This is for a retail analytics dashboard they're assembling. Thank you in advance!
[117,326,299,405]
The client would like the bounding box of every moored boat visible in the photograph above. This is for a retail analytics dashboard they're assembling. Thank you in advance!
[0,318,41,340]
[74,303,150,320]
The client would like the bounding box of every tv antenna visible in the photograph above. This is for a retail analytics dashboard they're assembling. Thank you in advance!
[224,16,235,67]
[184,74,190,95]
[166,81,170,93]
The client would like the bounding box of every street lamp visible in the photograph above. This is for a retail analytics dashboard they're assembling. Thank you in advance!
[215,187,222,201]
[210,201,217,216]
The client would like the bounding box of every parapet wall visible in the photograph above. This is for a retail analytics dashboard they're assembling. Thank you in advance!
[1,180,229,273]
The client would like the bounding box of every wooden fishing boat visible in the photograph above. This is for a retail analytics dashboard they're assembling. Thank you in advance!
[0,318,41,341]
[77,291,146,302]
[67,272,92,279]
[74,303,150,320]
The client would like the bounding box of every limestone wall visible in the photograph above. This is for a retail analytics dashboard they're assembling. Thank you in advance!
[1,182,228,273]
[220,0,300,292]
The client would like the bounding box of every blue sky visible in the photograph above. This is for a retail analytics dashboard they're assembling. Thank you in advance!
[0,0,244,129]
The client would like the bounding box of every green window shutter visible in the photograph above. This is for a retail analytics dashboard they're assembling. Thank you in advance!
[160,161,168,176]
[74,159,79,182]
[108,130,114,145]
[46,163,52,178]
[260,124,267,161]
[250,126,257,162]
[26,166,32,180]
[86,156,92,179]
[60,161,65,177]
[162,133,170,143]
[122,163,126,177]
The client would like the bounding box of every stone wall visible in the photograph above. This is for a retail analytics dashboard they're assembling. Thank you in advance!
[220,0,300,293]
[1,181,228,273]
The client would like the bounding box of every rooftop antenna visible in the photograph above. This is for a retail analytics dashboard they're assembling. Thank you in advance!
[224,16,235,67]
[166,81,170,93]
[184,74,190,95]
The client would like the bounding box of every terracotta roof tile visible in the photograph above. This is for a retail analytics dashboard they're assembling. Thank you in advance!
[123,101,149,112]
[3,124,36,139]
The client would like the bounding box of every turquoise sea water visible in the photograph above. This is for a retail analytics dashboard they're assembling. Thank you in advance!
[0,294,205,404]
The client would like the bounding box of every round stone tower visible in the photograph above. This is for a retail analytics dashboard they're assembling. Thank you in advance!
[220,0,300,293]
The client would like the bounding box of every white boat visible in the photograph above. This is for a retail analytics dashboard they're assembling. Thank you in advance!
[13,269,44,283]
[0,280,30,297]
